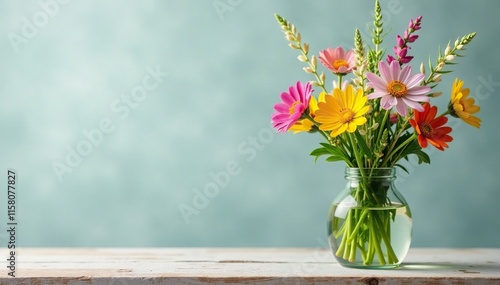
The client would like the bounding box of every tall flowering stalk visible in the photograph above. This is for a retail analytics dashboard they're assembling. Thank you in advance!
[387,16,422,65]
[271,0,479,266]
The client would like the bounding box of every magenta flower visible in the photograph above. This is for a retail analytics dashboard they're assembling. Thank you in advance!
[409,16,423,32]
[318,47,356,75]
[387,16,422,65]
[272,81,313,132]
[366,61,430,116]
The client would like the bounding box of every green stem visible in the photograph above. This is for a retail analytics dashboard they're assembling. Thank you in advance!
[370,214,386,265]
[375,109,390,147]
[347,133,364,168]
[346,209,369,243]
[438,110,450,118]
[303,113,331,143]
[386,133,416,166]
[373,211,399,264]
[380,118,410,166]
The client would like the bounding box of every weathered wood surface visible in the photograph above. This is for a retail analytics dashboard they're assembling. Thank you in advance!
[0,248,499,284]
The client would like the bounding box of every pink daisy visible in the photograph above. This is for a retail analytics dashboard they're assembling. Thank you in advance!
[366,61,430,116]
[318,47,356,75]
[272,81,312,133]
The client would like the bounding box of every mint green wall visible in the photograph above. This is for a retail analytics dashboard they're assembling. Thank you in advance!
[1,0,499,247]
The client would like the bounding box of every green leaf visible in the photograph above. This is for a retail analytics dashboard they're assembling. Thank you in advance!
[310,147,330,157]
[326,155,344,162]
[319,143,352,163]
[394,163,409,174]
[354,130,373,158]
[413,149,431,164]
[397,139,431,165]
[436,70,453,74]
[310,147,330,163]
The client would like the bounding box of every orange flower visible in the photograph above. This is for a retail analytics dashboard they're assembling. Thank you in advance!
[410,103,453,151]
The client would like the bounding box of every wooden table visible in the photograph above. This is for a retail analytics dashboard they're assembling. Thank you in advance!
[0,248,499,284]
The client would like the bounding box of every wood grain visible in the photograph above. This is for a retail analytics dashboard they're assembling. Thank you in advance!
[0,248,499,284]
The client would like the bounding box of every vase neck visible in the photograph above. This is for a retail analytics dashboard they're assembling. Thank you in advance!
[345,168,396,180]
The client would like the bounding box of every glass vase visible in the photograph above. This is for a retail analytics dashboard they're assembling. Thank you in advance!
[327,167,412,269]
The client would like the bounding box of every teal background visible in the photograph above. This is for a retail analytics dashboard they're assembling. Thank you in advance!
[1,0,499,248]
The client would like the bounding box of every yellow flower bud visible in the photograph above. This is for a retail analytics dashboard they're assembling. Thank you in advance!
[420,62,425,74]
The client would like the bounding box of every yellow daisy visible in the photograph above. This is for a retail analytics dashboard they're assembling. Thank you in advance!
[449,78,481,128]
[289,91,327,133]
[315,85,369,137]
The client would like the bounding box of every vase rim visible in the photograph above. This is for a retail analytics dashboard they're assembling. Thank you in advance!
[345,167,395,170]
[344,167,396,179]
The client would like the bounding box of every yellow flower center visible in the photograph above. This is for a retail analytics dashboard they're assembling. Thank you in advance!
[333,59,349,70]
[289,101,300,115]
[421,123,433,137]
[388,80,408,98]
[339,108,355,123]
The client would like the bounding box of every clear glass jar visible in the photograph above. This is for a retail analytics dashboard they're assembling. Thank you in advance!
[327,167,412,268]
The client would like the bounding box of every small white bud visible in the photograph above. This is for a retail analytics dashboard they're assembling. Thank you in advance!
[420,62,425,74]
[444,45,451,55]
[445,54,455,61]
[432,74,442,82]
[320,72,326,84]
[303,67,313,74]
[297,55,307,62]
[431,91,443,98]
[360,62,368,72]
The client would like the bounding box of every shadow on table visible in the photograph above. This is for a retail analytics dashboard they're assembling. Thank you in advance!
[399,262,499,273]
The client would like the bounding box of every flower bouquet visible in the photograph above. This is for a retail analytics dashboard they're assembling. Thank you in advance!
[271,0,480,268]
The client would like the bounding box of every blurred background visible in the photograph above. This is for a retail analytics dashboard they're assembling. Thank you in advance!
[0,0,498,248]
